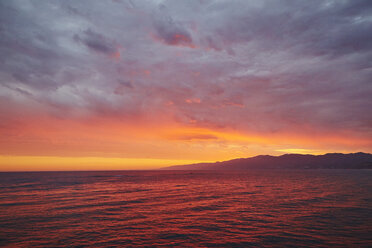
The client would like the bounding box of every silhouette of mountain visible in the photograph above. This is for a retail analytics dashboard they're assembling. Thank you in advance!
[163,152,372,170]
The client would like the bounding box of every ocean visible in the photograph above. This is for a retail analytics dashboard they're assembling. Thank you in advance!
[0,170,371,247]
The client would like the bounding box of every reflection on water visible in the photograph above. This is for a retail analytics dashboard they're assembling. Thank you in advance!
[0,170,371,247]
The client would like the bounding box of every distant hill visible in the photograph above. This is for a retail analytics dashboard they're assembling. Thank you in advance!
[162,152,372,170]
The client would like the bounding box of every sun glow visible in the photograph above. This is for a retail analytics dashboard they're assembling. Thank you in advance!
[1,118,370,171]
[0,156,204,171]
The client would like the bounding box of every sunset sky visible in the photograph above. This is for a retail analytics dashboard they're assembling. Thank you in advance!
[1,0,372,170]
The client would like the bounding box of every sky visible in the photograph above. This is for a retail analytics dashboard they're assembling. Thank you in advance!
[0,0,372,170]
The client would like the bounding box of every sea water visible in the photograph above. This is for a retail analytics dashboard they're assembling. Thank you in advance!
[0,170,371,247]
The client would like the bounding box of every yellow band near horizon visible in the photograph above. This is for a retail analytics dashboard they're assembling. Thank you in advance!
[0,156,204,171]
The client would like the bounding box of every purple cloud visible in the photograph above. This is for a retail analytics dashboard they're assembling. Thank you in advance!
[0,0,371,143]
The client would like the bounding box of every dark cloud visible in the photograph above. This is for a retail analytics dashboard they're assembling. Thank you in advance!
[74,29,118,55]
[114,80,133,95]
[152,4,194,47]
[338,0,372,16]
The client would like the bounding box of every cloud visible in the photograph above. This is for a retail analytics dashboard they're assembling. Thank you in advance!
[168,133,219,141]
[151,4,195,48]
[0,0,371,148]
[74,29,119,56]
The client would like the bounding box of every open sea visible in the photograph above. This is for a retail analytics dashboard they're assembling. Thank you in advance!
[0,170,371,247]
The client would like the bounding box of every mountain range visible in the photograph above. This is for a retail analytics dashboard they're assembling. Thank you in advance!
[162,152,372,170]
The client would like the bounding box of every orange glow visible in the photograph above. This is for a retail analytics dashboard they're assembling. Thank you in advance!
[0,156,203,171]
[276,149,324,155]
[185,98,201,104]
[1,113,371,171]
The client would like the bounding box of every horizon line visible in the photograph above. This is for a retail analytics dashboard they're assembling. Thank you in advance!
[1,151,371,172]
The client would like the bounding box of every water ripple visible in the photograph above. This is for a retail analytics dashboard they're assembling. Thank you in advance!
[0,170,371,247]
